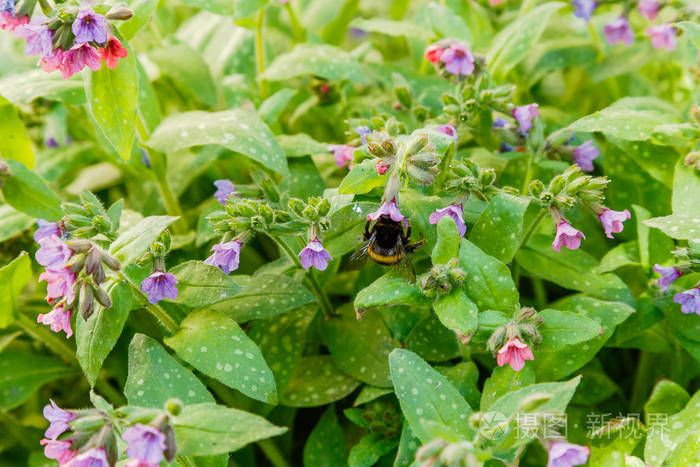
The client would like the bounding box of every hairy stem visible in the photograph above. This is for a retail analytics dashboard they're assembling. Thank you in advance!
[255,8,269,99]
[520,208,548,249]
[257,439,291,467]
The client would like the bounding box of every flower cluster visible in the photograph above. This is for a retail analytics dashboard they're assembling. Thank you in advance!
[653,248,700,315]
[139,233,178,304]
[425,39,476,78]
[488,307,542,372]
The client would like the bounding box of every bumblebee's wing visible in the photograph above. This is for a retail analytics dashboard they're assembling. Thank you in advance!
[394,242,417,284]
[346,239,372,270]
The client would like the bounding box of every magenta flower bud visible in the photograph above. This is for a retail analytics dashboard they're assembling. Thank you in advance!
[68,447,110,467]
[429,204,467,237]
[645,24,676,51]
[604,17,635,46]
[439,43,475,76]
[512,104,539,133]
[637,0,659,20]
[653,265,682,291]
[673,286,700,315]
[572,0,596,21]
[327,144,355,169]
[14,23,53,58]
[598,208,630,239]
[122,424,167,465]
[425,44,443,64]
[213,179,237,206]
[572,140,599,171]
[43,399,76,439]
[72,9,108,44]
[367,199,405,224]
[39,267,76,305]
[34,219,61,242]
[496,337,534,371]
[140,271,178,304]
[37,305,74,339]
[36,235,73,270]
[552,221,585,252]
[298,238,332,271]
[436,124,458,144]
[203,240,242,274]
[547,441,590,467]
[40,439,75,465]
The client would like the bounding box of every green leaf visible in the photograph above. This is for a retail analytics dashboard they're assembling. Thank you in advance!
[538,308,602,350]
[0,253,32,328]
[588,417,646,466]
[569,107,673,141]
[259,89,297,125]
[209,273,316,322]
[147,109,288,176]
[0,96,34,168]
[0,352,77,410]
[676,21,700,50]
[282,355,360,407]
[165,310,277,404]
[354,273,431,313]
[0,205,33,243]
[278,133,329,157]
[349,17,432,39]
[1,160,63,221]
[75,282,133,386]
[480,366,535,411]
[405,313,461,362]
[108,215,178,264]
[423,2,471,43]
[175,0,235,14]
[263,44,365,83]
[468,194,529,263]
[644,379,690,422]
[672,160,700,217]
[645,391,700,466]
[173,403,286,456]
[288,156,326,200]
[458,239,519,313]
[348,433,398,467]
[433,289,478,337]
[84,43,138,160]
[596,241,640,274]
[149,43,218,108]
[118,0,158,40]
[488,376,581,419]
[665,431,700,466]
[169,261,242,307]
[338,158,385,195]
[125,334,214,408]
[322,305,397,387]
[432,215,460,265]
[389,349,474,444]
[394,423,421,467]
[643,214,700,243]
[0,70,85,105]
[353,386,393,406]
[303,407,347,467]
[487,2,564,81]
[324,201,376,258]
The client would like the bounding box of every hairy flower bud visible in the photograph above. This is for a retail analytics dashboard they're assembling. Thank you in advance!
[288,198,306,217]
[405,133,430,156]
[93,286,112,308]
[79,282,94,320]
[316,198,331,217]
[549,175,567,195]
[100,252,121,271]
[528,180,545,197]
[106,3,134,20]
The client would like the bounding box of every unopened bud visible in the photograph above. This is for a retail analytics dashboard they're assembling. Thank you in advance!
[288,198,306,217]
[566,176,591,195]
[100,252,121,271]
[250,215,265,230]
[317,198,331,216]
[480,168,496,186]
[405,134,429,156]
[685,152,700,168]
[237,202,258,218]
[549,175,567,194]
[93,286,112,308]
[528,180,545,197]
[409,152,440,169]
[163,425,177,462]
[79,283,95,320]
[381,139,397,156]
[68,239,93,253]
[166,398,183,416]
[407,166,435,186]
[259,204,274,224]
[106,3,134,20]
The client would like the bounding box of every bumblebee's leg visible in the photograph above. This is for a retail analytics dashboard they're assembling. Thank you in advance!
[405,238,425,253]
[363,220,371,241]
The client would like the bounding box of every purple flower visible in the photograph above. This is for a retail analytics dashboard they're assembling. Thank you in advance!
[45,137,60,148]
[298,238,332,271]
[1,0,15,15]
[492,117,508,129]
[40,439,75,465]
[572,0,596,21]
[14,23,53,58]
[512,104,539,133]
[140,149,151,168]
[72,9,107,44]
[213,179,237,206]
[674,286,700,315]
[437,124,458,144]
[552,221,585,252]
[36,235,72,269]
[67,447,110,467]
[646,24,676,51]
[598,208,630,239]
[547,441,590,467]
[638,0,659,20]
[140,271,178,304]
[572,140,599,171]
[43,399,75,439]
[60,43,102,79]
[328,144,355,169]
[34,219,60,242]
[429,204,467,237]
[122,424,167,465]
[367,199,405,224]
[354,126,371,145]
[653,265,682,291]
[203,240,242,274]
[439,43,475,76]
[604,17,635,46]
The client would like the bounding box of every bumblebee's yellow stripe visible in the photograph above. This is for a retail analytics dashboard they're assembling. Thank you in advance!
[368,249,401,265]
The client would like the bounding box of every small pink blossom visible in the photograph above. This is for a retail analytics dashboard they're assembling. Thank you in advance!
[489,0,504,6]
[37,306,74,339]
[496,337,534,371]
[637,0,659,20]
[436,124,458,144]
[598,208,630,239]
[547,441,590,467]
[552,221,585,252]
[604,17,635,46]
[439,43,475,76]
[0,12,28,31]
[122,424,167,465]
[429,204,467,237]
[646,24,676,51]
[512,104,539,133]
[59,43,102,79]
[424,44,443,64]
[298,238,332,271]
[39,268,76,304]
[328,144,355,169]
[66,447,109,467]
[100,37,128,69]
[43,399,75,439]
[376,160,390,175]
[367,199,405,223]
[40,439,76,465]
[36,235,73,269]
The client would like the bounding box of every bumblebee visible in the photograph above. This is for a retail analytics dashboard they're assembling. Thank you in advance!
[348,215,424,283]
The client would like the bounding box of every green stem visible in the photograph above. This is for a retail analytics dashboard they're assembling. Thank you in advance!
[0,412,35,448]
[257,439,291,467]
[520,208,548,249]
[16,313,77,365]
[255,8,269,99]
[532,277,547,309]
[587,21,605,62]
[118,272,179,335]
[94,379,127,406]
[285,3,305,42]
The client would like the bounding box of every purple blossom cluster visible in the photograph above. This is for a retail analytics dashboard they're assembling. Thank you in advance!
[425,40,476,78]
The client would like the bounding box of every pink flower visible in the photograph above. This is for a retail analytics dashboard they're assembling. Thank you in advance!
[100,37,128,69]
[122,424,167,465]
[646,24,676,51]
[43,399,75,439]
[598,208,630,239]
[512,104,539,133]
[298,238,332,271]
[673,286,700,315]
[213,179,237,205]
[572,140,598,171]
[14,23,53,58]
[439,43,475,76]
[653,264,682,291]
[496,337,534,371]
[429,204,467,237]
[39,268,76,304]
[204,240,242,274]
[59,43,102,79]
[552,221,585,252]
[604,17,635,46]
[437,124,458,144]
[140,271,178,304]
[37,306,74,339]
[34,219,61,242]
[637,0,659,20]
[367,199,405,224]
[36,235,73,269]
[0,12,28,31]
[425,44,443,64]
[376,160,390,175]
[40,439,76,465]
[547,441,590,467]
[66,447,109,467]
[41,49,65,75]
[327,144,355,169]
[489,0,504,5]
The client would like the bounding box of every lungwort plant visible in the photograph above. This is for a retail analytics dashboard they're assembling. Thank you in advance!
[0,0,699,466]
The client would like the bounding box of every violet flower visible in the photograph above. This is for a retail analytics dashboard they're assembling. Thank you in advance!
[604,17,635,46]
[298,238,332,271]
[547,441,590,467]
[37,306,73,338]
[204,240,242,274]
[67,447,110,467]
[598,208,630,239]
[14,23,53,58]
[328,144,355,169]
[36,235,72,269]
[122,424,167,465]
[638,0,659,20]
[572,140,599,171]
[43,399,75,439]
[673,286,700,315]
[367,199,405,223]
[439,43,475,76]
[141,271,178,304]
[646,24,676,51]
[552,221,585,252]
[572,0,596,21]
[213,179,237,206]
[40,439,75,465]
[436,124,458,144]
[653,265,682,291]
[1,0,14,15]
[72,8,108,44]
[39,267,76,305]
[496,338,534,371]
[34,219,60,242]
[512,104,539,133]
[429,204,467,237]
[354,126,371,145]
